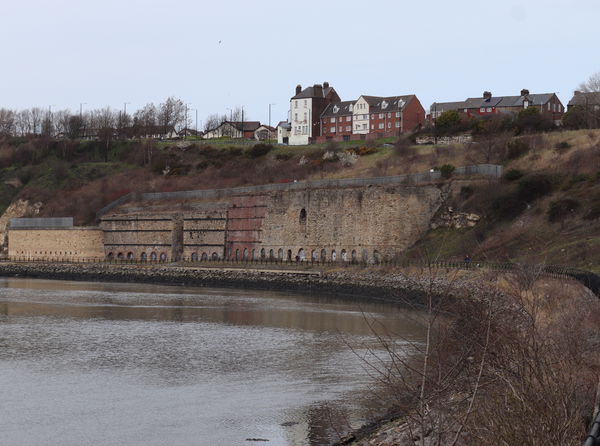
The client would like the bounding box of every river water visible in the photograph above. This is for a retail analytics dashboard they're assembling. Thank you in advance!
[0,277,425,446]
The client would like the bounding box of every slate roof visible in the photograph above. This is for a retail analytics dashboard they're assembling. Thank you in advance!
[276,121,291,129]
[292,85,336,99]
[430,92,558,112]
[568,91,600,107]
[370,95,415,113]
[227,121,261,132]
[321,101,356,117]
[429,101,470,113]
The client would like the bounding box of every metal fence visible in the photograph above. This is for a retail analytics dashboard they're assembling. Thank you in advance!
[96,164,503,218]
[10,217,73,229]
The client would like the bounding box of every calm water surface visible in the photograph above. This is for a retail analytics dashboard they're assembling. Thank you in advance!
[0,278,425,446]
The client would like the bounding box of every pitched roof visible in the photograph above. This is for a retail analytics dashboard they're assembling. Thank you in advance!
[466,93,556,109]
[430,101,470,113]
[321,100,356,117]
[292,85,336,99]
[568,91,600,107]
[276,121,291,129]
[226,121,261,132]
[357,95,415,112]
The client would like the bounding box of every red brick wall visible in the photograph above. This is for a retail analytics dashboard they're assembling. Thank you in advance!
[320,114,353,137]
[401,97,425,133]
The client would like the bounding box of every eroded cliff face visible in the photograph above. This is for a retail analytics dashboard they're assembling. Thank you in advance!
[0,199,42,255]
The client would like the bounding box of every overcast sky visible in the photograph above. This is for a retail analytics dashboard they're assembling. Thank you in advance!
[1,0,599,126]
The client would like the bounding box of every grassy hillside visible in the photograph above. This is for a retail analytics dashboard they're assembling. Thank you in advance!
[1,130,599,271]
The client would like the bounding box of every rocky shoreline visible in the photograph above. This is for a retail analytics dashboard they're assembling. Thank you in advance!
[0,261,472,304]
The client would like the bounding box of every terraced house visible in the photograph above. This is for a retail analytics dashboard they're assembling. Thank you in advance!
[430,89,564,125]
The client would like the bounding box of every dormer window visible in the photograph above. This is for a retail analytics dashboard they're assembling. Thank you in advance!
[398,99,405,108]
[381,100,389,109]
[333,105,340,113]
[349,104,353,111]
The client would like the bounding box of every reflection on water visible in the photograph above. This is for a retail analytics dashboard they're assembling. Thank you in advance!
[0,278,425,446]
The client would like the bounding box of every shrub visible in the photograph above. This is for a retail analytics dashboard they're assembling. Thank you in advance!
[517,173,556,202]
[459,185,474,199]
[440,164,455,179]
[555,141,571,151]
[246,143,273,158]
[503,168,525,182]
[506,139,531,160]
[275,152,293,161]
[547,198,580,222]
[357,146,378,156]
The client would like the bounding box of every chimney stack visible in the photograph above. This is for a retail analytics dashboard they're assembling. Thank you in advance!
[296,84,302,95]
[313,83,323,97]
[520,89,530,96]
[323,81,329,89]
[483,91,492,100]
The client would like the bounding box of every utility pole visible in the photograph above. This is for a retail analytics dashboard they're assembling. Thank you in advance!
[79,103,86,139]
[268,103,275,141]
[241,106,244,140]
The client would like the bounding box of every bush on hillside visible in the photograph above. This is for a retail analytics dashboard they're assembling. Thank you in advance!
[506,139,531,160]
[503,168,525,182]
[440,164,456,179]
[547,198,580,222]
[246,143,273,158]
[517,173,557,202]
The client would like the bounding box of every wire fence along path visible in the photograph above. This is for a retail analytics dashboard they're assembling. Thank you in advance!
[2,256,598,297]
[95,164,503,217]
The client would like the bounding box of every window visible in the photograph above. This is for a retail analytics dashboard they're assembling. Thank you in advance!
[371,124,374,129]
[294,113,298,121]
[387,122,391,128]
[346,125,351,131]
[299,208,307,224]
[330,117,335,123]
[395,122,400,128]
[349,104,353,111]
[486,107,492,112]
[371,114,376,119]
[303,100,307,107]
[379,113,384,119]
[523,100,529,109]
[331,127,336,132]
[303,112,307,121]
[346,116,351,122]
[295,102,298,109]
[387,113,391,118]
[362,123,367,129]
[339,117,343,122]
[378,123,384,129]
[363,114,368,119]
[548,103,551,111]
[480,107,485,112]
[395,111,400,118]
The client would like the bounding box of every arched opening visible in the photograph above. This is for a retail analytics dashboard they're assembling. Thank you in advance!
[107,252,114,260]
[298,248,305,261]
[191,252,199,262]
[311,250,317,261]
[243,248,248,260]
[299,208,307,225]
[341,249,347,262]
[252,249,256,260]
[117,252,124,260]
[351,250,357,263]
[269,249,274,259]
[140,252,147,262]
[127,252,134,260]
[373,250,381,264]
[201,252,208,261]
[287,249,292,261]
[150,252,157,261]
[320,249,326,262]
[332,250,337,261]
[260,248,266,259]
[235,249,240,260]
[278,248,283,260]
[159,252,167,262]
[211,252,219,260]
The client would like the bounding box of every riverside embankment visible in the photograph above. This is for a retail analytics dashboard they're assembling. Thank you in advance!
[0,261,491,304]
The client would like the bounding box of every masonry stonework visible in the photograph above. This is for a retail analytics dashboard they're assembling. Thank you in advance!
[8,228,104,260]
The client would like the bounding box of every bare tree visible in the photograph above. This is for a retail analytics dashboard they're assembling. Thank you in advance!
[158,96,185,136]
[579,72,600,92]
[0,108,16,136]
[30,107,43,135]
[16,110,32,136]
[54,109,71,137]
[203,113,222,132]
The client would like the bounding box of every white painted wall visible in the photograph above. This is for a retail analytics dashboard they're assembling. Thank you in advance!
[352,96,370,134]
[289,97,312,145]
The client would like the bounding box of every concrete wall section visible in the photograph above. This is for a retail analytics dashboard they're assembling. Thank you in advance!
[9,228,104,260]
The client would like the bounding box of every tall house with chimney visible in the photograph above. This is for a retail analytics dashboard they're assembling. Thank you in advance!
[289,82,340,145]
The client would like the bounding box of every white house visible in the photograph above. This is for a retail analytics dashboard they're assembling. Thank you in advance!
[276,121,291,144]
[288,82,340,145]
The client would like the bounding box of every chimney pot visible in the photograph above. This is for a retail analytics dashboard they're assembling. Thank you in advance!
[483,91,492,100]
[296,84,302,95]
[520,89,530,96]
[323,81,329,89]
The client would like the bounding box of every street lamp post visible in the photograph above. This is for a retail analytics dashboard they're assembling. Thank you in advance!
[268,103,275,141]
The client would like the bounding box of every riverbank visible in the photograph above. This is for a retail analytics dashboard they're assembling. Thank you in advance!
[0,261,483,304]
